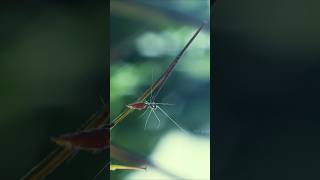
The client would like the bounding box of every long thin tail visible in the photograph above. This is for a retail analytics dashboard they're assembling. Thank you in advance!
[151,22,206,102]
[154,102,174,106]
[144,108,153,130]
[157,106,188,134]
[151,109,161,129]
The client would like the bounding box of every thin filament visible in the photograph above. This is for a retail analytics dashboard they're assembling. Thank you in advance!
[151,108,161,129]
[157,106,188,134]
[144,108,153,130]
[149,68,154,103]
[138,108,150,120]
[154,102,174,106]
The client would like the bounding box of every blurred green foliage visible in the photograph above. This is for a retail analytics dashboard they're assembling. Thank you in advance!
[0,2,107,179]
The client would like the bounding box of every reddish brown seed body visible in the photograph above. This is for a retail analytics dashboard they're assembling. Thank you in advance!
[126,102,147,110]
[52,128,108,151]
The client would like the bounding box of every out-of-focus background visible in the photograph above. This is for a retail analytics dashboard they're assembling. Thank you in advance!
[214,0,320,179]
[110,0,210,180]
[0,1,107,179]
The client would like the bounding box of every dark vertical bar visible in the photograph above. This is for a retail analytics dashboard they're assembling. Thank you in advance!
[107,0,111,179]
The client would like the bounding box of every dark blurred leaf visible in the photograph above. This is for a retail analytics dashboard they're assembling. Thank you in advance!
[20,107,108,180]
[52,128,108,151]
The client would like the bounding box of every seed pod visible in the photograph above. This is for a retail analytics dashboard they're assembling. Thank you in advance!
[126,102,147,110]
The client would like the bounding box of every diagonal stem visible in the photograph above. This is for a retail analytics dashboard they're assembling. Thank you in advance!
[110,22,205,129]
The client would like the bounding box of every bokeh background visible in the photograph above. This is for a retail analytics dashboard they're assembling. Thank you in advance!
[5,0,319,179]
[214,0,320,179]
[110,0,210,180]
[0,1,107,179]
